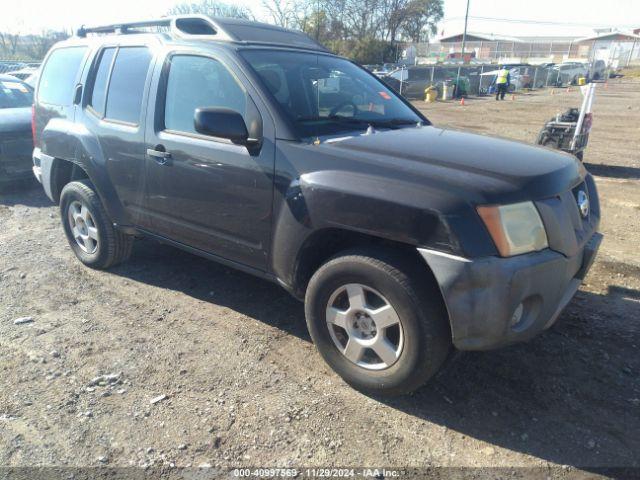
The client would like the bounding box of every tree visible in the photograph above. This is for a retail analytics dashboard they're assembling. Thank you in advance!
[261,0,302,28]
[401,0,443,43]
[27,30,69,60]
[7,32,20,56]
[167,0,254,19]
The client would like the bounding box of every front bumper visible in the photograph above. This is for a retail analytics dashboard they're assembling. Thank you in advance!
[418,232,602,350]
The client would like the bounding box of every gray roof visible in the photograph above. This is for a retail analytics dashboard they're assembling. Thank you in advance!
[575,31,640,43]
[76,15,328,52]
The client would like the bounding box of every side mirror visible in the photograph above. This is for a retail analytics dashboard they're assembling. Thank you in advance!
[194,107,255,145]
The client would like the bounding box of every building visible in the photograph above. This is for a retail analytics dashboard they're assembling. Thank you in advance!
[434,30,640,65]
[576,31,640,67]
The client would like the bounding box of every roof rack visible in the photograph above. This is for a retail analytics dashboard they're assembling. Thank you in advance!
[74,15,327,52]
[77,18,170,37]
[76,15,233,41]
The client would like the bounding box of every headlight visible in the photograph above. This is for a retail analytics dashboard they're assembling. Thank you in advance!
[477,201,548,257]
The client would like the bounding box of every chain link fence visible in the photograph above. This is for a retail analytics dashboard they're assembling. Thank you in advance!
[380,64,593,100]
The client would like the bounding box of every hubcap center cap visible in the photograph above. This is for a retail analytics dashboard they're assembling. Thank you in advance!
[76,217,87,235]
[352,312,377,339]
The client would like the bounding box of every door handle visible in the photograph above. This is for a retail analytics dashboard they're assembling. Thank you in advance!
[147,146,172,165]
[73,83,83,105]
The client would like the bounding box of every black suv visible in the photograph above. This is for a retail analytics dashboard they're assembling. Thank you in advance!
[32,16,602,395]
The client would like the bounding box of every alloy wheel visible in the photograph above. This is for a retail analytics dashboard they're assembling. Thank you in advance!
[67,200,99,254]
[326,283,404,370]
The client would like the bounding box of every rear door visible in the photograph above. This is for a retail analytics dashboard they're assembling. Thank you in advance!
[142,50,275,270]
[79,45,155,226]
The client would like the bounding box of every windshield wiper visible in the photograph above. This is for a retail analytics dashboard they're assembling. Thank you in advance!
[296,115,419,129]
[368,118,420,128]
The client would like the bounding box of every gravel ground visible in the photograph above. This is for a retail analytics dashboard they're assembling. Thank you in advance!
[1,79,639,476]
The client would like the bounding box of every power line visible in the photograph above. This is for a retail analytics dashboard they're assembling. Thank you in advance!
[442,15,638,28]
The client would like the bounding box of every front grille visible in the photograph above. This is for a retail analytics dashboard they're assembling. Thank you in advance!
[535,175,600,258]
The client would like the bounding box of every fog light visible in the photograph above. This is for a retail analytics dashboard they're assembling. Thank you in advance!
[510,303,524,327]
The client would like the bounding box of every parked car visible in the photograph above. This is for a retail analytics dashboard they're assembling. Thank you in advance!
[0,74,34,191]
[0,62,24,74]
[33,15,602,396]
[509,66,534,90]
[383,66,429,98]
[554,62,588,86]
[382,66,470,99]
[24,70,40,89]
[6,67,38,81]
[483,65,543,92]
[372,64,395,77]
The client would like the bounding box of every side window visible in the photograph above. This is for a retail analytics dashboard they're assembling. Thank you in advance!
[164,55,247,135]
[89,47,116,117]
[38,47,87,105]
[254,64,289,106]
[105,47,152,124]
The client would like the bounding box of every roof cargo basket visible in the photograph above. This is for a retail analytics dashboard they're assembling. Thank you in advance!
[76,15,233,41]
[74,15,326,51]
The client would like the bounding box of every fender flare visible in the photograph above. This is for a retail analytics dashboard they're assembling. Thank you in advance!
[40,118,130,226]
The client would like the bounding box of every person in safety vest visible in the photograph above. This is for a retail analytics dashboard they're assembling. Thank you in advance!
[495,66,510,100]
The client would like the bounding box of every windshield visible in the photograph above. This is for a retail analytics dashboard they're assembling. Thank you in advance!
[0,79,34,108]
[240,50,424,139]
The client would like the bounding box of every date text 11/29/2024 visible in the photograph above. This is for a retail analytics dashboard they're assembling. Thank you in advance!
[232,468,406,478]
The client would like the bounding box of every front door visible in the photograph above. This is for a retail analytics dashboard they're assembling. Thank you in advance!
[143,52,275,270]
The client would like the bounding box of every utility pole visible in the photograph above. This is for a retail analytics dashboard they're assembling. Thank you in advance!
[316,0,320,41]
[455,0,470,97]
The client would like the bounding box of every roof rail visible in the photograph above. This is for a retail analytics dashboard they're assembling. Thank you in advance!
[76,15,233,41]
[76,18,171,37]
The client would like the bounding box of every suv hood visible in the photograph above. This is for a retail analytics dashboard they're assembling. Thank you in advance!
[322,125,585,204]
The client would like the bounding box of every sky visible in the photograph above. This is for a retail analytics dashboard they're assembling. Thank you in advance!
[2,0,639,37]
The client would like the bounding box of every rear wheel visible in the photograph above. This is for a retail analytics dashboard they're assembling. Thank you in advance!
[60,179,133,269]
[305,248,451,396]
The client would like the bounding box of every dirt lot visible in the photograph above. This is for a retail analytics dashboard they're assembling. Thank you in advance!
[1,79,639,475]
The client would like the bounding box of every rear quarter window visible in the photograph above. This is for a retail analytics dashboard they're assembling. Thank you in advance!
[38,47,87,106]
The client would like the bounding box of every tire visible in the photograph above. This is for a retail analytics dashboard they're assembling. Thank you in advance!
[59,179,133,269]
[541,135,560,150]
[305,247,451,396]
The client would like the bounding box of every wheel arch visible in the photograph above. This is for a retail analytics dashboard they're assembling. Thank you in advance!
[40,119,130,226]
[288,227,441,301]
[49,157,89,203]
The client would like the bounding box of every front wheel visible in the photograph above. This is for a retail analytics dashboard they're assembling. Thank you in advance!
[60,179,133,269]
[305,248,451,396]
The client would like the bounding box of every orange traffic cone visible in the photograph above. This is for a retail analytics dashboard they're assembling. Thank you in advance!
[460,97,465,106]
[511,94,515,101]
